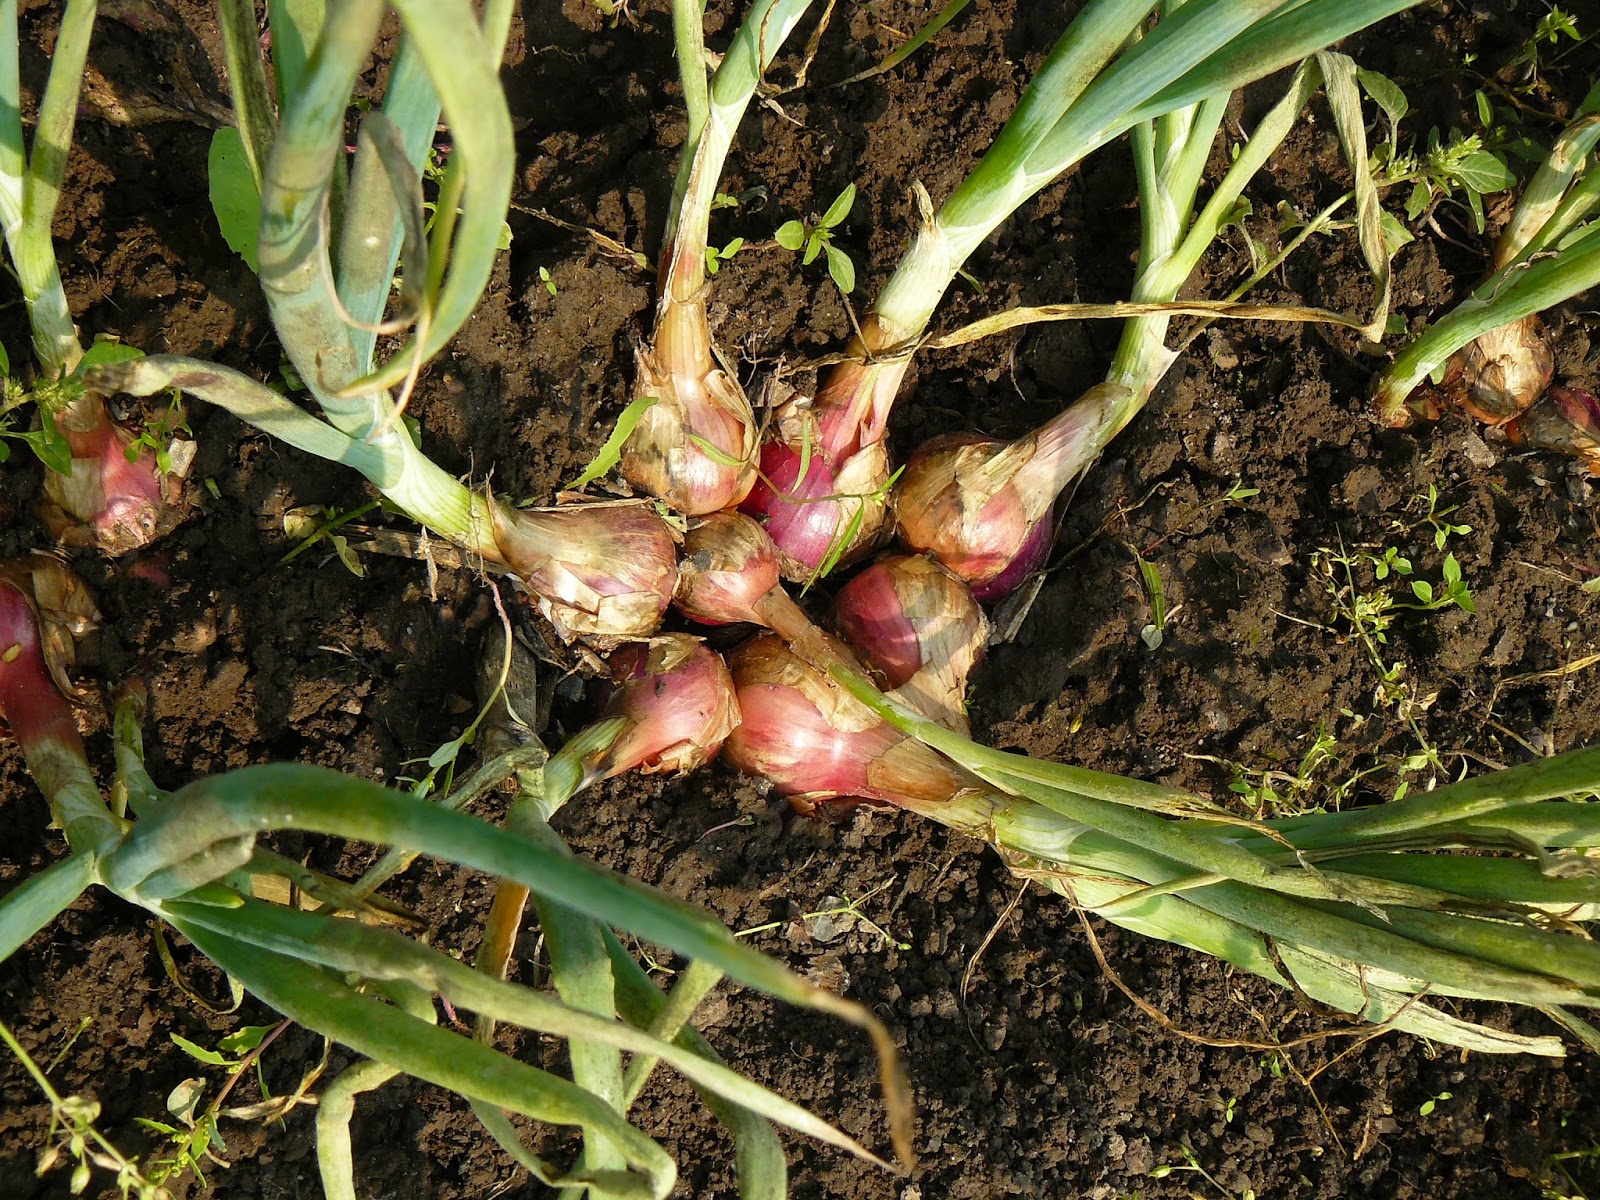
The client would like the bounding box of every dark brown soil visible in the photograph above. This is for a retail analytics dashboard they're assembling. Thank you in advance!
[4,2,1600,1198]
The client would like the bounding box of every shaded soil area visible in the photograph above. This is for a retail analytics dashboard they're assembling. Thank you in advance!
[4,1,1600,1198]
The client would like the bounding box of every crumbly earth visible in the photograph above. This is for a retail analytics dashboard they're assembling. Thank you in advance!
[3,2,1600,1198]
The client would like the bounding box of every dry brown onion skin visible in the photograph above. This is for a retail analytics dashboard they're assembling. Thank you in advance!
[1454,316,1555,426]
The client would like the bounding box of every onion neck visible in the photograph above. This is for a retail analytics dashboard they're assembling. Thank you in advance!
[1009,382,1136,523]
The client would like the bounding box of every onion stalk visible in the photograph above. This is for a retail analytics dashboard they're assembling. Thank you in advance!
[745,0,1419,578]
[1374,85,1600,430]
[621,0,815,515]
[728,646,1600,1053]
[0,0,95,378]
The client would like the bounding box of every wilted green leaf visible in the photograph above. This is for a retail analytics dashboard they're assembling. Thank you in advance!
[565,394,657,490]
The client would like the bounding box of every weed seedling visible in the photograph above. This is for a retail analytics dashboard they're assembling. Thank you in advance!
[776,183,857,292]
[1133,549,1172,650]
[1419,1090,1454,1117]
[704,236,745,276]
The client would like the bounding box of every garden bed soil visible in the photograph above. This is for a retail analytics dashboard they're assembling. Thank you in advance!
[3,1,1600,1198]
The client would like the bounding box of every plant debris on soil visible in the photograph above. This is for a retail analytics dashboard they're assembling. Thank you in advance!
[4,2,1600,1198]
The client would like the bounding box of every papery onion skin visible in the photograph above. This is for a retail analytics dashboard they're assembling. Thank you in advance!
[1454,316,1554,426]
[724,633,979,812]
[834,555,988,734]
[1504,384,1600,474]
[675,511,782,626]
[489,499,680,645]
[602,634,740,776]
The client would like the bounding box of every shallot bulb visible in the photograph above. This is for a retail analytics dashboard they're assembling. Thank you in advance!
[0,555,98,759]
[1505,383,1600,474]
[622,276,757,515]
[894,382,1131,599]
[675,511,862,673]
[740,329,907,580]
[601,634,740,776]
[834,555,988,734]
[1453,316,1555,426]
[489,499,679,645]
[37,392,192,555]
[674,511,782,626]
[724,633,979,814]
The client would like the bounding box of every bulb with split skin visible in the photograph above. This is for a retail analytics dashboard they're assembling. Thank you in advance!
[489,498,679,645]
[600,634,741,777]
[894,383,1132,600]
[834,554,988,735]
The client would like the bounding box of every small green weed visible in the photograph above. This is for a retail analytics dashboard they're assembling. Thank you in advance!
[776,183,857,293]
[1418,1090,1454,1117]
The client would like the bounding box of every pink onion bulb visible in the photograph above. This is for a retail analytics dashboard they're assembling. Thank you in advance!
[1505,383,1600,474]
[675,511,864,675]
[674,511,782,626]
[489,499,679,645]
[601,634,740,776]
[37,393,191,555]
[724,633,979,814]
[834,555,988,734]
[740,335,908,580]
[893,383,1130,600]
[0,555,98,756]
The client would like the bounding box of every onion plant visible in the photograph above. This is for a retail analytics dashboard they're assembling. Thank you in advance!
[0,563,909,1198]
[620,0,817,515]
[1373,81,1600,444]
[742,0,1419,579]
[0,0,183,554]
[727,636,1600,1056]
[92,0,682,642]
[893,49,1389,598]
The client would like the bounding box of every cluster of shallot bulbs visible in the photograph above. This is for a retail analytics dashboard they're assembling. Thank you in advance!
[1392,314,1600,474]
[528,506,1003,817]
